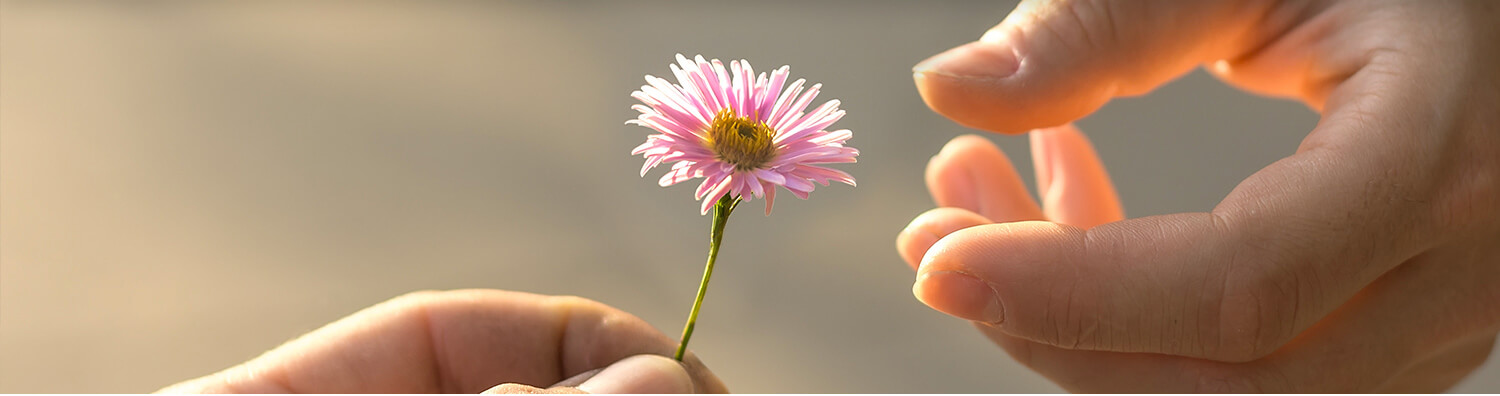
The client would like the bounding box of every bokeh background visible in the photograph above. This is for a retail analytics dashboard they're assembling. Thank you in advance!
[2,0,1496,393]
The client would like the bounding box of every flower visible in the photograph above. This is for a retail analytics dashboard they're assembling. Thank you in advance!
[628,54,859,215]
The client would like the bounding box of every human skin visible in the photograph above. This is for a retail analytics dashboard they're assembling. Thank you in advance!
[897,0,1499,392]
[158,289,727,394]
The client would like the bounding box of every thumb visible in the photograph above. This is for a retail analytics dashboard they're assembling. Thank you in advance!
[484,355,696,394]
[573,355,695,394]
[912,0,1273,134]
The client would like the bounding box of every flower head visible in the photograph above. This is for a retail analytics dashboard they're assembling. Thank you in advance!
[628,55,859,215]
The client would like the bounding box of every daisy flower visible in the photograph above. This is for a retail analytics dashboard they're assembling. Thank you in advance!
[628,54,859,215]
[626,55,858,361]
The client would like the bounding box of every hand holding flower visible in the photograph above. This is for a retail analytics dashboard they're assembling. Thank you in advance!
[159,290,727,394]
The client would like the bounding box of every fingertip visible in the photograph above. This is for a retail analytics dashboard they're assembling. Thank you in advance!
[913,41,1020,119]
[913,270,1004,324]
[915,65,1107,135]
[1029,125,1124,228]
[674,352,729,394]
[913,41,1019,80]
[918,221,1078,272]
[924,136,985,211]
[897,207,992,271]
[915,221,1079,323]
[943,133,997,153]
[896,225,939,271]
[576,355,694,394]
[925,135,1044,223]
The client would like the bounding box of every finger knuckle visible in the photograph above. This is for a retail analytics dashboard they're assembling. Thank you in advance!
[1038,229,1110,351]
[1042,277,1101,350]
[1023,0,1117,51]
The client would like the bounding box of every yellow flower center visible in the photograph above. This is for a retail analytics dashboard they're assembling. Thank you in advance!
[705,110,776,170]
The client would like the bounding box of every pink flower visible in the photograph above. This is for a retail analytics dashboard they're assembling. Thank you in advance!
[628,55,859,215]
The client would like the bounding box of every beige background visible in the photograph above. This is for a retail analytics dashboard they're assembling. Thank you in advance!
[1,0,1495,393]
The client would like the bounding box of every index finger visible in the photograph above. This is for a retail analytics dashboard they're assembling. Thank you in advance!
[157,289,727,393]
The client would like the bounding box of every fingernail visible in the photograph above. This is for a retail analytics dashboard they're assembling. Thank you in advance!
[913,270,1004,324]
[912,41,1019,79]
[576,355,694,394]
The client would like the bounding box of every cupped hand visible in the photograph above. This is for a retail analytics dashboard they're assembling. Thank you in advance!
[899,0,1500,392]
[158,290,727,394]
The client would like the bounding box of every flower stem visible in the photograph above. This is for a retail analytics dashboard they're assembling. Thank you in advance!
[674,194,739,361]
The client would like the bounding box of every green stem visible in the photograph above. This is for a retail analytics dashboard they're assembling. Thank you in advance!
[674,194,739,361]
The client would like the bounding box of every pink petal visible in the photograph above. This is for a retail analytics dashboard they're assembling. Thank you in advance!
[750,72,769,120]
[763,182,777,215]
[637,84,709,130]
[641,76,703,119]
[735,176,755,201]
[639,76,692,110]
[809,148,860,164]
[669,62,710,114]
[630,138,663,155]
[659,161,706,187]
[640,151,686,176]
[770,147,842,168]
[776,104,844,145]
[807,129,853,146]
[738,59,756,116]
[700,175,735,215]
[632,114,697,142]
[678,56,723,115]
[745,171,765,198]
[793,165,856,187]
[728,60,744,116]
[640,155,664,176]
[695,169,728,200]
[710,59,733,113]
[697,56,726,111]
[783,176,815,193]
[752,168,786,185]
[758,66,789,120]
[775,100,839,141]
[766,78,805,125]
[772,83,821,131]
[674,150,715,162]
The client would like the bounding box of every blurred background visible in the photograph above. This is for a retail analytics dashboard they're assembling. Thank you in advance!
[1,0,1495,393]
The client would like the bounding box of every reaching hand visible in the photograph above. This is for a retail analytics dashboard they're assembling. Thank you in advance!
[899,0,1500,392]
[159,290,727,394]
